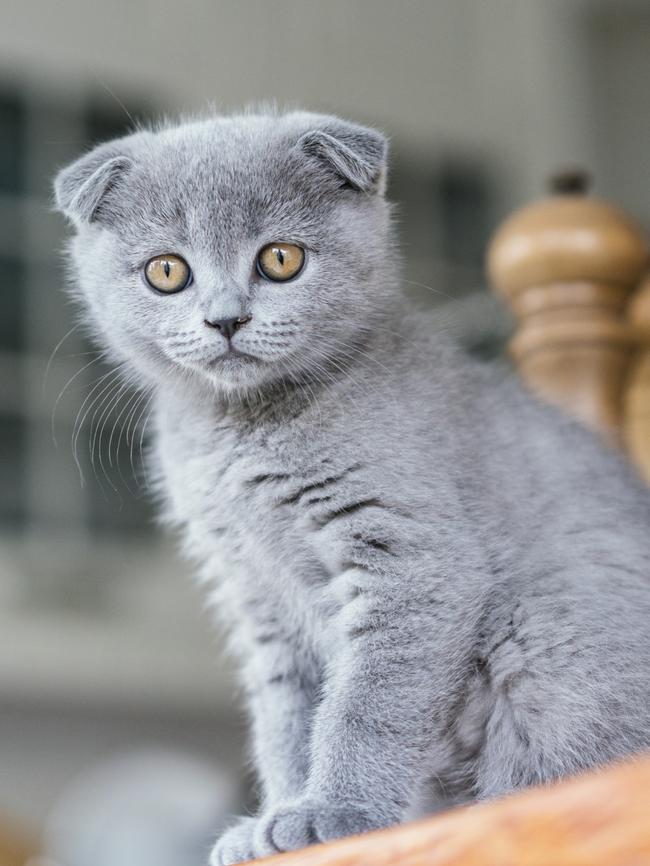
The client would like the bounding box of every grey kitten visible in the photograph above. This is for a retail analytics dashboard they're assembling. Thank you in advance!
[54,111,650,865]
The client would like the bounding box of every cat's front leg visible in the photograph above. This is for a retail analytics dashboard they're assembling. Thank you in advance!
[246,641,317,804]
[254,556,485,856]
[211,629,318,866]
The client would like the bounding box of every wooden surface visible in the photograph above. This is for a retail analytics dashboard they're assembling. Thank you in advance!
[0,816,36,866]
[251,754,650,866]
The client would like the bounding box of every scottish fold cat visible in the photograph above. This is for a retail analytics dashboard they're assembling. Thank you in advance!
[54,111,650,865]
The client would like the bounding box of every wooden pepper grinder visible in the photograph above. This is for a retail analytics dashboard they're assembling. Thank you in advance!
[487,171,648,445]
[625,277,650,481]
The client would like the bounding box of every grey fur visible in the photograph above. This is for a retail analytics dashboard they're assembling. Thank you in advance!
[54,110,650,865]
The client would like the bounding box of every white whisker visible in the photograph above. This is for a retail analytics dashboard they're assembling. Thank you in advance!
[43,322,82,393]
[71,366,125,482]
[51,353,106,446]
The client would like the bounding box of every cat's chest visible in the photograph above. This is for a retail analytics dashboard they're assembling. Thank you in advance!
[155,406,323,584]
[161,422,265,539]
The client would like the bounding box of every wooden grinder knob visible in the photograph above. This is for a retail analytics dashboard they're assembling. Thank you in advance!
[625,276,650,481]
[487,171,648,443]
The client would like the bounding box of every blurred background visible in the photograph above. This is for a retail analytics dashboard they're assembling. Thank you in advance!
[1,0,650,863]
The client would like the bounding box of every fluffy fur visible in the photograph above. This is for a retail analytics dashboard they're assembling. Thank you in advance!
[54,110,650,865]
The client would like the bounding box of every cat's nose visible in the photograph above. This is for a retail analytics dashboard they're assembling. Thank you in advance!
[203,315,252,340]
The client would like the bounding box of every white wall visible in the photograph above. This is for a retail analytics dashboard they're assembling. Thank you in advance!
[0,0,612,210]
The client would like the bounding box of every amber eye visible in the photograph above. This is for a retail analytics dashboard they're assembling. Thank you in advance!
[256,243,305,282]
[144,254,192,294]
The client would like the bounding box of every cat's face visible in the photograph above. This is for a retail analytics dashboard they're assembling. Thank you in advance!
[55,112,394,397]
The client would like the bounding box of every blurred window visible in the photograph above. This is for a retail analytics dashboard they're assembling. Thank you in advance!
[0,90,26,194]
[0,85,154,542]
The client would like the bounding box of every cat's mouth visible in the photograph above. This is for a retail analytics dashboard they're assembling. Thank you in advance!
[196,346,272,392]
[205,347,260,366]
[175,345,273,391]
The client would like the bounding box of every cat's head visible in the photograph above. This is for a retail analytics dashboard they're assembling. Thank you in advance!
[54,111,395,398]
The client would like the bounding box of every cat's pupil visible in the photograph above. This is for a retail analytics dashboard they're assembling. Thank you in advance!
[276,248,285,266]
[163,261,171,278]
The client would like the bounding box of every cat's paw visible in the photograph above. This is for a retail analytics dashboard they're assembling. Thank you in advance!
[210,816,258,866]
[254,799,386,854]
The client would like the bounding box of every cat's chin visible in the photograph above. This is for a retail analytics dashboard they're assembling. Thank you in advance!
[192,351,277,395]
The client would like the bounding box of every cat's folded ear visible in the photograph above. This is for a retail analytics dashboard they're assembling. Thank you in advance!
[297,119,388,195]
[53,141,133,226]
